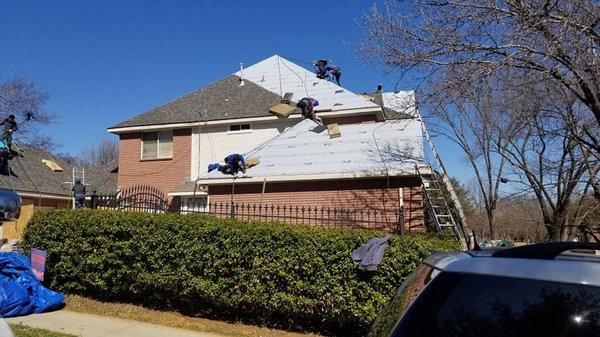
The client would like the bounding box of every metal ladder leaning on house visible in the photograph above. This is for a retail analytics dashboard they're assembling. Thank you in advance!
[415,113,473,250]
[415,164,460,236]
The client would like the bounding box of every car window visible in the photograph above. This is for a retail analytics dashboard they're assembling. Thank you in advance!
[390,272,600,337]
[368,263,435,337]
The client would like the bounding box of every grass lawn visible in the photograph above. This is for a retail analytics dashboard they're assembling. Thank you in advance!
[66,295,324,337]
[11,324,77,337]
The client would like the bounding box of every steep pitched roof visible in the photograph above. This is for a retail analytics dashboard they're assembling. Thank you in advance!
[110,75,281,129]
[235,55,379,112]
[187,118,424,186]
[0,145,117,197]
[110,55,381,129]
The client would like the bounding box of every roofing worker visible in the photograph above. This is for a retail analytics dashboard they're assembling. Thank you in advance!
[297,97,321,123]
[208,154,247,176]
[314,59,329,79]
[326,65,341,85]
[0,115,18,150]
[72,179,86,209]
[313,59,342,85]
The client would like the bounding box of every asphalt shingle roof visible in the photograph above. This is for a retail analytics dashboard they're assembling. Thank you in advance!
[110,55,382,130]
[0,144,117,196]
[110,75,283,129]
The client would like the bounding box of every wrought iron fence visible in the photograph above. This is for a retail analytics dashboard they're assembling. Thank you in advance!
[92,185,403,232]
[180,200,402,232]
[93,185,169,213]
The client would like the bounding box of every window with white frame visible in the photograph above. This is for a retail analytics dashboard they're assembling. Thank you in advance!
[142,130,173,159]
[229,124,251,132]
[181,196,209,213]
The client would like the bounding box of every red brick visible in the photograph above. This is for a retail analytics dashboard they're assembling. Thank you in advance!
[118,129,191,194]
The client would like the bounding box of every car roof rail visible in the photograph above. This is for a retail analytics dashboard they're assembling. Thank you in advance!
[491,242,600,260]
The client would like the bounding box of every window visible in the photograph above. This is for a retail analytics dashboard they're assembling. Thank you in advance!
[181,197,208,213]
[142,130,173,159]
[377,272,600,337]
[229,124,251,132]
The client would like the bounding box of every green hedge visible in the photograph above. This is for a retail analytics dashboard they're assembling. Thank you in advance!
[22,210,459,336]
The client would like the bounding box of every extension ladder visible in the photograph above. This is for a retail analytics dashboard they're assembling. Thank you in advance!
[415,113,472,249]
[415,164,461,237]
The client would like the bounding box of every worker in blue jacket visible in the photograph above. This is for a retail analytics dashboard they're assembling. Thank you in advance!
[209,153,246,176]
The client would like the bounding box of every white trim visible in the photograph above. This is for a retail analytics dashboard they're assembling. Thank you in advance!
[193,169,425,186]
[18,192,71,201]
[107,107,383,134]
[168,190,208,197]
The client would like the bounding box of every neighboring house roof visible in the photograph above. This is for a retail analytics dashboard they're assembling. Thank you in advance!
[109,55,381,130]
[85,160,119,195]
[0,145,73,197]
[171,118,425,193]
[0,144,118,198]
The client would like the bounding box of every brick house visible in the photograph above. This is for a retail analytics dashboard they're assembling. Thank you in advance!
[108,55,425,230]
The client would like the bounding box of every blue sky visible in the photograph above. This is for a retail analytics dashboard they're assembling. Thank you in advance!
[0,0,471,182]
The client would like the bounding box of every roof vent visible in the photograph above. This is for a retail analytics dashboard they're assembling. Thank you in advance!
[313,82,318,86]
[261,75,265,82]
[333,103,343,106]
[335,89,344,94]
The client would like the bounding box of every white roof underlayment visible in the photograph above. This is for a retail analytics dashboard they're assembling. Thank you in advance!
[381,91,418,117]
[198,118,426,184]
[235,55,380,112]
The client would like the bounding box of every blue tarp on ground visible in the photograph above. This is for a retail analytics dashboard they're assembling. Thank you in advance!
[0,252,64,317]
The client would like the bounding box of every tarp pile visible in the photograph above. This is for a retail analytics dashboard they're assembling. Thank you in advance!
[0,253,64,317]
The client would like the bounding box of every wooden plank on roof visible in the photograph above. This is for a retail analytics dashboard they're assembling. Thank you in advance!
[41,159,63,172]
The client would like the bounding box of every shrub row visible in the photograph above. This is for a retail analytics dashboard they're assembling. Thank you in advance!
[22,209,459,336]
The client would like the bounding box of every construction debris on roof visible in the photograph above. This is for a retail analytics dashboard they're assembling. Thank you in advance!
[269,103,296,118]
[197,118,425,182]
[41,159,63,172]
[245,157,260,168]
[327,123,341,139]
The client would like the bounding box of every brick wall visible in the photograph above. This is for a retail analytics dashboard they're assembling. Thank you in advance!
[208,176,424,230]
[118,128,192,194]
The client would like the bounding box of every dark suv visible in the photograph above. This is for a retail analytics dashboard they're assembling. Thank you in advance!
[369,242,600,337]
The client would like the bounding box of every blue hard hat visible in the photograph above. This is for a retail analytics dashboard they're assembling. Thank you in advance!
[310,98,319,107]
[208,163,221,172]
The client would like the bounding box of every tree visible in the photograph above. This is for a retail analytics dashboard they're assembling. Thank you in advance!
[77,137,119,167]
[360,0,600,150]
[427,72,511,238]
[0,76,55,149]
[493,78,598,241]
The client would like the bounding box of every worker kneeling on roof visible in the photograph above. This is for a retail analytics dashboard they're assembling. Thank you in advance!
[208,153,246,176]
[297,98,321,123]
